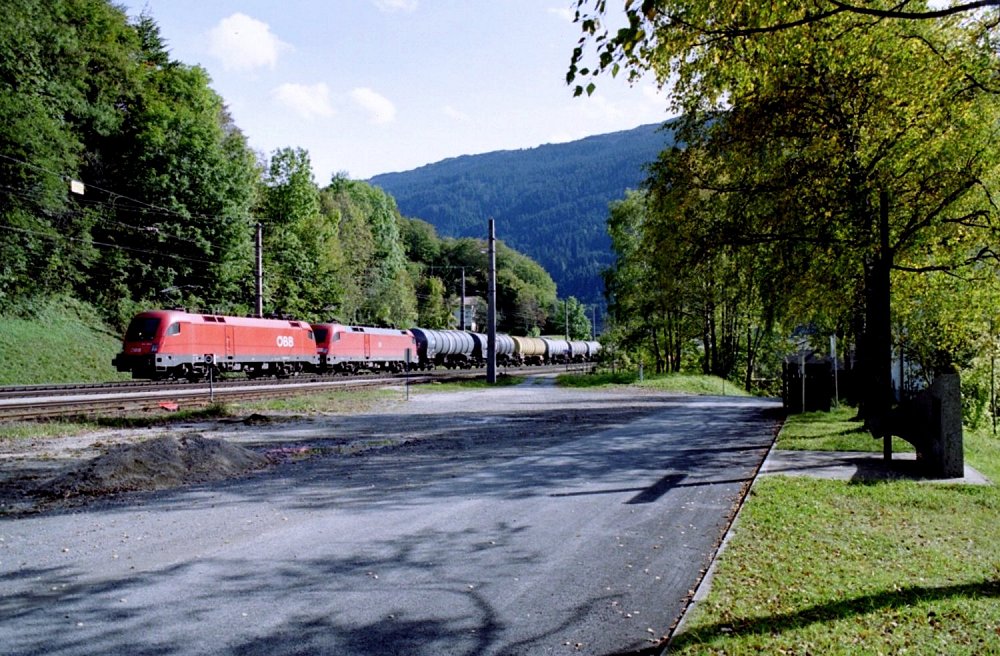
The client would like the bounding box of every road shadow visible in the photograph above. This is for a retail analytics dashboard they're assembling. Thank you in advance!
[13,393,783,519]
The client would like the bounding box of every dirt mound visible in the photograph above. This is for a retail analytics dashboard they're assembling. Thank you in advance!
[36,434,271,499]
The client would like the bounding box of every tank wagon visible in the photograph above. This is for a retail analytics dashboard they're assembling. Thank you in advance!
[469,333,515,367]
[112,309,318,380]
[410,328,477,369]
[312,323,415,374]
[569,340,602,362]
[542,338,572,365]
[511,336,546,366]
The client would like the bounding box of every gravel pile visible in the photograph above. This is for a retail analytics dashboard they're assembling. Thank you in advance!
[34,434,271,499]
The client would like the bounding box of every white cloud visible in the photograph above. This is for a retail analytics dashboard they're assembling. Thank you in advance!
[208,13,289,72]
[443,105,470,122]
[273,83,335,120]
[350,88,397,124]
[372,0,418,12]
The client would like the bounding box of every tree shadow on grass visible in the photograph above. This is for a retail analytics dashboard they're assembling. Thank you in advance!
[666,578,1000,652]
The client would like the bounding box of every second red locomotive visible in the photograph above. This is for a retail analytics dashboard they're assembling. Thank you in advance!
[312,322,415,374]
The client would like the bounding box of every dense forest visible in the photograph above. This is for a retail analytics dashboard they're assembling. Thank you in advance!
[0,0,592,340]
[369,123,673,306]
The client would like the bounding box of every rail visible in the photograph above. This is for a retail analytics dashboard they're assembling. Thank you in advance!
[0,364,593,422]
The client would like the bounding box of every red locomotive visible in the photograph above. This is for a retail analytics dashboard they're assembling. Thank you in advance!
[312,322,416,374]
[112,309,318,380]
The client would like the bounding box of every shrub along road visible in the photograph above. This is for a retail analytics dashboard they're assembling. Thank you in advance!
[0,382,782,655]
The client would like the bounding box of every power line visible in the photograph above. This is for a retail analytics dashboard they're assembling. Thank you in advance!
[0,224,220,266]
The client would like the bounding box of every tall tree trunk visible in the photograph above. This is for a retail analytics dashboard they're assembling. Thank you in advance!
[650,323,664,374]
[744,318,756,393]
[864,190,895,433]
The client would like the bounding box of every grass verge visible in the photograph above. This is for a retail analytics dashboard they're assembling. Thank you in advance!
[0,389,402,442]
[557,371,752,396]
[230,388,403,414]
[410,374,526,393]
[775,404,914,453]
[669,411,1000,655]
[0,296,128,385]
[0,406,235,441]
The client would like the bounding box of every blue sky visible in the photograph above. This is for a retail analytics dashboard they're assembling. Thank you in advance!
[118,1,673,182]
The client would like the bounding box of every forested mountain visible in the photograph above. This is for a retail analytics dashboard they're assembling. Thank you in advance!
[368,123,675,304]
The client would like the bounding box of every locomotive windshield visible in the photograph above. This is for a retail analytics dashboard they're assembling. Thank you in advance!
[125,317,161,341]
[313,327,328,343]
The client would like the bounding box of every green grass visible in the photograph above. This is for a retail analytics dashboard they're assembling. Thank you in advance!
[0,389,401,442]
[557,370,751,396]
[670,411,1000,655]
[0,296,128,385]
[225,388,403,414]
[0,405,235,442]
[0,419,98,441]
[775,404,914,453]
[411,373,526,392]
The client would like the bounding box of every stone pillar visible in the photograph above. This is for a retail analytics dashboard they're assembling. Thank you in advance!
[920,373,964,478]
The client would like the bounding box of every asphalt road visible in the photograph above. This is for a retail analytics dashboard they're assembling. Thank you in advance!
[0,385,782,656]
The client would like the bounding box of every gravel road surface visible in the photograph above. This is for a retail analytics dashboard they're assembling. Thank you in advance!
[0,379,782,655]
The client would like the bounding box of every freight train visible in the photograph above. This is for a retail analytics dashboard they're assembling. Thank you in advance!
[112,309,602,381]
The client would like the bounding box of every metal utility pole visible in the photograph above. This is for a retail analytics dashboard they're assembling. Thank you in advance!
[460,267,466,330]
[565,299,569,340]
[255,222,264,318]
[487,219,497,384]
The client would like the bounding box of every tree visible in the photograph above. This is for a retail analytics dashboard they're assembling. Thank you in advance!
[0,0,136,310]
[575,2,1000,418]
[547,296,593,340]
[416,275,453,329]
[321,178,416,326]
[259,147,344,320]
[0,3,261,324]
[568,0,1000,97]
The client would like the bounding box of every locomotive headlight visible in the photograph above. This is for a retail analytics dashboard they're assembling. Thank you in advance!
[151,344,158,353]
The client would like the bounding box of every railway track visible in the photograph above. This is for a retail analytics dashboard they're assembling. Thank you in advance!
[0,364,592,422]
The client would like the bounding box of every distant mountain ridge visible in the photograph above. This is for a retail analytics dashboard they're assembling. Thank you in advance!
[368,122,675,304]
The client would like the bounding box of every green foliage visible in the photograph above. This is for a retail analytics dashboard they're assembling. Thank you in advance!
[0,0,571,367]
[588,2,1000,411]
[399,216,441,263]
[321,179,415,326]
[259,147,344,320]
[545,296,592,340]
[432,237,559,335]
[416,276,453,329]
[0,1,260,327]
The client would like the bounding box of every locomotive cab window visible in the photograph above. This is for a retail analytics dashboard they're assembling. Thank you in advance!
[313,327,327,342]
[166,322,181,336]
[125,317,160,341]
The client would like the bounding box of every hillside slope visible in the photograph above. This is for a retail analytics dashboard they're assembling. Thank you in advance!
[0,297,128,385]
[369,122,675,304]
